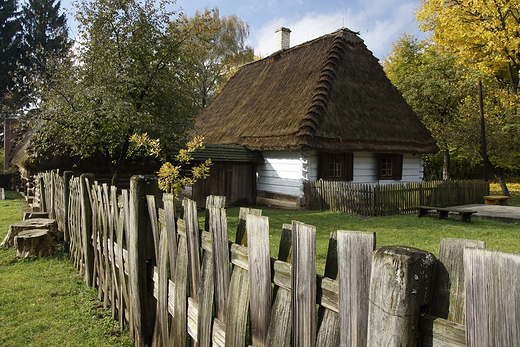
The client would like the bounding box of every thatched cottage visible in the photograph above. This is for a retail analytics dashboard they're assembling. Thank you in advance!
[194,28,438,208]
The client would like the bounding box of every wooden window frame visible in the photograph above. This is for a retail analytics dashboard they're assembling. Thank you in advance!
[319,152,353,181]
[377,154,403,180]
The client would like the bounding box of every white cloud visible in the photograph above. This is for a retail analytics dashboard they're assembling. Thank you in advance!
[251,1,426,60]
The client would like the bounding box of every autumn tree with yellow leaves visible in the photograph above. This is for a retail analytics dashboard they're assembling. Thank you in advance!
[416,0,520,187]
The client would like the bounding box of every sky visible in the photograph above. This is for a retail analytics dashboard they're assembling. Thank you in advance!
[60,0,430,60]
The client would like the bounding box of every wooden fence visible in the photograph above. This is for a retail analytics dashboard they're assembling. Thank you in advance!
[37,170,519,347]
[305,180,490,215]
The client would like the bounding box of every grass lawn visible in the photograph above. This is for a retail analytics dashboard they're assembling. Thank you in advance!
[0,191,134,347]
[222,192,520,274]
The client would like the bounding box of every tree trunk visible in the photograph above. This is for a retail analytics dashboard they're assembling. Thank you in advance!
[485,157,510,196]
[442,147,450,181]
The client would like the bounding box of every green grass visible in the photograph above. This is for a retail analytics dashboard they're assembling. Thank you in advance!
[221,194,520,274]
[0,191,134,347]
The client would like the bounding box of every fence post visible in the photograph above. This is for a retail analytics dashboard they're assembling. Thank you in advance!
[247,214,271,346]
[128,175,158,347]
[367,246,436,347]
[292,221,317,347]
[63,171,73,245]
[80,173,95,287]
[38,175,46,213]
[337,230,375,347]
[464,248,520,346]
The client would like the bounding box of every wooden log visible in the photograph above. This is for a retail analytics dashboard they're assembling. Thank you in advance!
[14,229,54,258]
[367,246,436,347]
[464,248,520,346]
[1,218,57,247]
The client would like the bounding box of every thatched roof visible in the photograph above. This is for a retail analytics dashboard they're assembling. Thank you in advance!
[195,29,438,154]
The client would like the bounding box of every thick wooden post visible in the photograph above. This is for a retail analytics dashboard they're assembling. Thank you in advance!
[367,246,436,347]
[128,175,158,347]
[80,173,95,287]
[63,171,73,244]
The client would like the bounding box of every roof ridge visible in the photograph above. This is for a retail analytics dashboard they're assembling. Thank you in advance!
[296,30,349,140]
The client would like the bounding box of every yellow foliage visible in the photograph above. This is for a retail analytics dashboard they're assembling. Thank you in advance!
[417,0,520,82]
[130,133,212,196]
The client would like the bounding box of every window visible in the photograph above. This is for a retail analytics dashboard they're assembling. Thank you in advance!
[377,154,403,180]
[319,152,353,181]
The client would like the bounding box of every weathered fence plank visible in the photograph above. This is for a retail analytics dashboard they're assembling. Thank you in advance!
[316,231,339,347]
[128,175,158,347]
[267,223,293,347]
[80,174,95,287]
[430,237,486,324]
[337,230,375,347]
[292,221,316,347]
[208,204,230,323]
[247,214,271,347]
[464,248,520,347]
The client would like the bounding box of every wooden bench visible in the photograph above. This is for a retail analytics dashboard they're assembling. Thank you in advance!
[416,206,477,223]
[483,195,510,205]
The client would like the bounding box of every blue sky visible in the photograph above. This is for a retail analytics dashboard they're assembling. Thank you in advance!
[61,0,429,60]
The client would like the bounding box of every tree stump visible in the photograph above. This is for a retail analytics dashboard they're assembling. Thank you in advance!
[14,229,54,258]
[1,218,57,247]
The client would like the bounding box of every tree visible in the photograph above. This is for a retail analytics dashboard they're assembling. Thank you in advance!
[26,0,199,185]
[417,0,520,192]
[383,34,477,180]
[183,8,255,109]
[417,0,520,91]
[0,0,23,120]
[20,0,70,75]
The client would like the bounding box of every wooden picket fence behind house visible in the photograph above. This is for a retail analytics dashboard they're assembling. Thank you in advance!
[37,170,520,347]
[305,180,490,215]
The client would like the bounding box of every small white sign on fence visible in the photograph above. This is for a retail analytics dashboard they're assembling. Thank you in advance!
[0,187,5,200]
